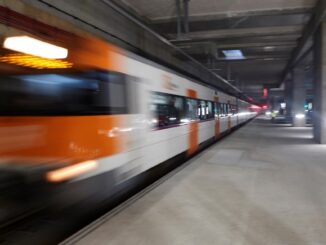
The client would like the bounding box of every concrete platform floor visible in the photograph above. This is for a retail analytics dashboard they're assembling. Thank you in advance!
[71,117,326,245]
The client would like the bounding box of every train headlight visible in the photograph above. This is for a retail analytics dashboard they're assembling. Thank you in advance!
[4,36,68,59]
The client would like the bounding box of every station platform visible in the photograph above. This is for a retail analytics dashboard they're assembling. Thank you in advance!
[63,117,326,245]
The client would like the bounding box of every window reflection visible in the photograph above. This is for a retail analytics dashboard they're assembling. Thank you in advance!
[151,92,219,129]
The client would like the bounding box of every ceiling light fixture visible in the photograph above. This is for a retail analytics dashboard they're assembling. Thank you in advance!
[222,50,245,60]
[264,46,275,51]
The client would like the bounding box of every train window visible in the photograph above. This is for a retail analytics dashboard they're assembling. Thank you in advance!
[126,76,141,114]
[108,76,127,114]
[225,104,230,115]
[214,102,220,117]
[231,104,238,115]
[0,71,127,115]
[151,92,184,128]
[197,100,214,120]
[220,103,227,117]
[185,98,197,120]
[207,101,214,119]
[199,100,207,120]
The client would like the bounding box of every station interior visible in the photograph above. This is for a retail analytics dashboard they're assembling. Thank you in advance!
[0,0,326,244]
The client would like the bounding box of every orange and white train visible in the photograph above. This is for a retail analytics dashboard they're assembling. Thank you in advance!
[0,6,257,206]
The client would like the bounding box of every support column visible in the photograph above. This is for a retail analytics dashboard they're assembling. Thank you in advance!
[292,65,306,127]
[284,77,293,123]
[313,21,326,143]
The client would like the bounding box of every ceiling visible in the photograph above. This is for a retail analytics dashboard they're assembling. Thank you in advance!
[118,0,317,102]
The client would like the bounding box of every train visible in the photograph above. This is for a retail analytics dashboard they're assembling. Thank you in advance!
[0,6,257,221]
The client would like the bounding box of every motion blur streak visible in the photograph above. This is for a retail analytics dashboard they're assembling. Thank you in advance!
[0,6,257,237]
[46,160,98,182]
[0,54,73,69]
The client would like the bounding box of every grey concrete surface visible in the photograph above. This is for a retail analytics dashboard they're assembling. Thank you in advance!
[74,117,326,245]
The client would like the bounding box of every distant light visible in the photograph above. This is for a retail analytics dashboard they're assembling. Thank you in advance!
[119,127,133,132]
[180,118,190,123]
[263,88,268,97]
[222,49,245,60]
[295,113,305,119]
[169,117,177,121]
[308,102,313,110]
[46,160,98,182]
[201,107,205,115]
[4,36,68,59]
[262,105,268,109]
[250,105,260,109]
[265,111,272,116]
[280,103,286,109]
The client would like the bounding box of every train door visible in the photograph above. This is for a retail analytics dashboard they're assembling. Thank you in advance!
[214,97,221,139]
[187,89,198,155]
[114,76,147,183]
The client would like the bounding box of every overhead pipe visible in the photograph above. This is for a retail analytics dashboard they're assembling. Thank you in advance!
[176,0,182,39]
[183,0,190,34]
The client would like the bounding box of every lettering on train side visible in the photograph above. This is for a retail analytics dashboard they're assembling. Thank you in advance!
[162,74,178,90]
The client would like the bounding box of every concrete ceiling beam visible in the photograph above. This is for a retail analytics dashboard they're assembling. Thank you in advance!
[281,0,326,83]
[168,25,303,41]
[152,11,310,34]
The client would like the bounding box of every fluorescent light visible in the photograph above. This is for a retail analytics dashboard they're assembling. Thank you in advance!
[295,113,305,119]
[264,46,275,51]
[3,36,68,59]
[222,49,245,60]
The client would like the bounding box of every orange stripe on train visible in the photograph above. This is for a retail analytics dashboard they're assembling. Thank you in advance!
[0,115,127,165]
[187,89,198,156]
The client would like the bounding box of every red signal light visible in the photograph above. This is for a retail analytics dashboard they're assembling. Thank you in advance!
[263,88,268,97]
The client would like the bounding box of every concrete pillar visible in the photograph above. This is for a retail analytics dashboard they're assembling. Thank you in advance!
[313,21,326,143]
[292,66,306,127]
[284,77,293,123]
[269,95,275,111]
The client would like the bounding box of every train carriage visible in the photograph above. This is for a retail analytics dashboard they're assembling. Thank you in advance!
[0,6,257,219]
